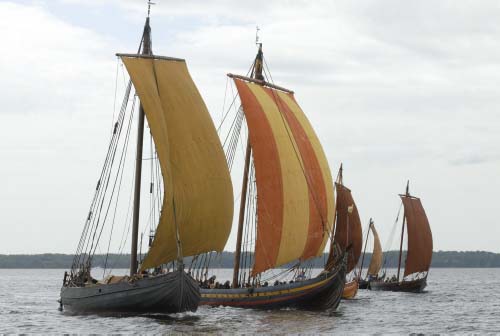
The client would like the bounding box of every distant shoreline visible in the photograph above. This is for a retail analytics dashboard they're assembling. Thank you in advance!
[1,251,499,269]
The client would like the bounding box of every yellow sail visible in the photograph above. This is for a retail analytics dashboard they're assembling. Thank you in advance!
[367,224,383,276]
[120,55,234,270]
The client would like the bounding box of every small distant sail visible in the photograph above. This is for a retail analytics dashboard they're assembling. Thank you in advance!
[401,195,433,277]
[333,183,363,273]
[367,224,382,276]
[120,55,234,270]
[232,78,334,275]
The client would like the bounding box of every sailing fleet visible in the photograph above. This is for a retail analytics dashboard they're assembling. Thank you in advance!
[59,12,433,314]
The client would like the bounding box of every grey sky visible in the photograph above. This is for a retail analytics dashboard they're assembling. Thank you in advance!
[1,0,499,254]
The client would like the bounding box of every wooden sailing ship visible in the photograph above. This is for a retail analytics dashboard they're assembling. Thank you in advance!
[328,165,363,299]
[199,43,346,310]
[358,218,383,289]
[60,10,233,313]
[370,182,432,293]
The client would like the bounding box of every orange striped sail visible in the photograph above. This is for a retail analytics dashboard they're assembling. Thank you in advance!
[233,78,334,275]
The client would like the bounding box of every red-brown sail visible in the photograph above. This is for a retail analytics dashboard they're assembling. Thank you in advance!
[401,196,433,277]
[334,183,362,273]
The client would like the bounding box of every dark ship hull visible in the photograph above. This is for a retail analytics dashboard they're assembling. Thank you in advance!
[60,270,199,313]
[358,279,369,289]
[369,276,427,293]
[199,264,346,310]
[359,274,384,290]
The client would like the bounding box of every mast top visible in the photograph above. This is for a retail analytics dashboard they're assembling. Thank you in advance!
[405,180,410,196]
[255,26,261,45]
[142,13,153,56]
[252,38,264,81]
[336,163,344,185]
[147,0,155,18]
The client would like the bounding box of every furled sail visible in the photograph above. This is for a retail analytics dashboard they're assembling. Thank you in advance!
[402,195,433,277]
[233,78,334,275]
[120,55,234,270]
[333,183,362,273]
[367,224,382,276]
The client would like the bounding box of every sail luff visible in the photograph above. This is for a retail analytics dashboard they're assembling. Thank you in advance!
[402,195,433,277]
[120,55,234,270]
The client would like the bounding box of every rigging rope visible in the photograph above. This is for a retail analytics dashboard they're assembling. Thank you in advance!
[103,96,137,274]
[71,80,133,273]
[264,60,329,235]
[92,96,138,260]
[188,60,257,282]
[71,25,152,277]
[86,90,134,260]
[381,202,404,271]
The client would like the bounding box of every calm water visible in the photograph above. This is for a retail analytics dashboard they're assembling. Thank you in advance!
[0,268,499,334]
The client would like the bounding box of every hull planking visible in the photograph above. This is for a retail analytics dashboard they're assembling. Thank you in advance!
[200,265,346,310]
[369,276,427,293]
[60,270,199,314]
[358,279,370,290]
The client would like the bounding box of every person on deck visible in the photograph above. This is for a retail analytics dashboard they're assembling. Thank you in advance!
[295,271,306,281]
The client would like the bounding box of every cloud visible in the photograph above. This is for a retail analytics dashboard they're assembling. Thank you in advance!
[0,2,125,253]
[1,0,500,254]
[449,151,500,166]
[0,2,119,116]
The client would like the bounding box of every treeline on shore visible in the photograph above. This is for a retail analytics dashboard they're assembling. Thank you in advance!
[1,250,500,269]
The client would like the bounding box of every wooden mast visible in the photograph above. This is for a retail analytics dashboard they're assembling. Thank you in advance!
[232,140,251,287]
[330,164,343,244]
[396,181,410,282]
[130,14,153,277]
[327,164,343,264]
[232,43,263,288]
[358,218,373,279]
[339,165,352,268]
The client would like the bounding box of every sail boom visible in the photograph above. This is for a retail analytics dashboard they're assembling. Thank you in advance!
[398,194,419,199]
[228,74,294,94]
[117,53,185,62]
[335,182,352,192]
